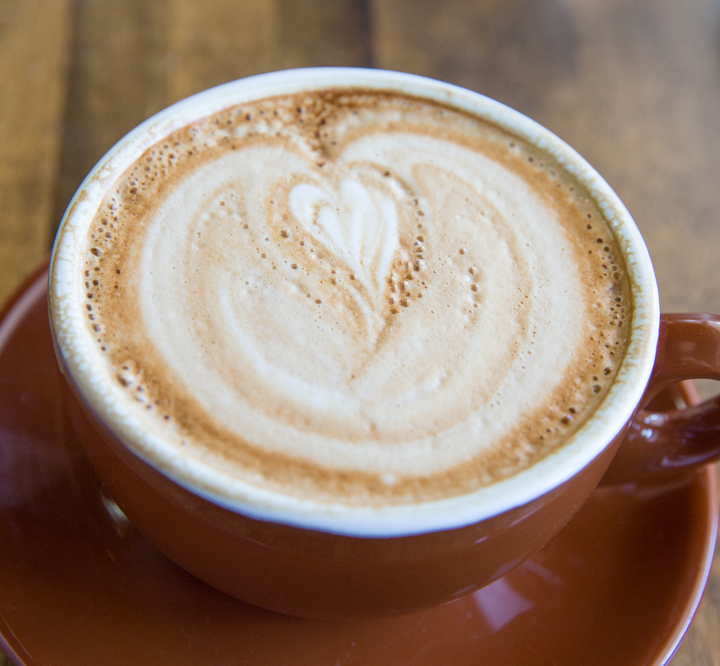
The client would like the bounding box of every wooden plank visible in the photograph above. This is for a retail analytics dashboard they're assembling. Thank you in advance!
[164,0,371,102]
[163,0,281,102]
[0,0,71,304]
[275,0,372,69]
[51,0,169,239]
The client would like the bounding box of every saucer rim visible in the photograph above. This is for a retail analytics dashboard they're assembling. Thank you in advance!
[658,467,718,663]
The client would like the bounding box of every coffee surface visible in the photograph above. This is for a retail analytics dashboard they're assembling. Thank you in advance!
[82,90,631,505]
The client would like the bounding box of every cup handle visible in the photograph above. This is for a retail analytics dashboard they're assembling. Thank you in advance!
[600,313,720,485]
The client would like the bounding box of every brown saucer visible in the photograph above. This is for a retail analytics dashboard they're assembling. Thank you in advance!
[0,262,716,665]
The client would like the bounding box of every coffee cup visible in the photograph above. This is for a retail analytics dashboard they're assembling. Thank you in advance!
[48,68,720,619]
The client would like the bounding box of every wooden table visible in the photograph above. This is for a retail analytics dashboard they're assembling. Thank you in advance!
[1,1,719,663]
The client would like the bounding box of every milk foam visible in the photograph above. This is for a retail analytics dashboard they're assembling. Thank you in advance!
[82,91,630,504]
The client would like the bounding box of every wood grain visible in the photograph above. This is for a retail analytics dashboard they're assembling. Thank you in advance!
[1,0,719,662]
[0,0,71,305]
[51,0,169,240]
[165,0,371,103]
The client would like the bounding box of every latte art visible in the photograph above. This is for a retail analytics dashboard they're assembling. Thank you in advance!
[82,91,631,504]
[289,175,399,296]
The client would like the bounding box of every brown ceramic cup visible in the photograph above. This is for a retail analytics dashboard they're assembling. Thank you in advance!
[48,69,720,620]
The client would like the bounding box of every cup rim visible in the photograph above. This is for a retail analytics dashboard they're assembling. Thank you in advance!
[49,67,660,536]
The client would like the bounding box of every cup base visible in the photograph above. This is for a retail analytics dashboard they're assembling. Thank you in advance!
[0,260,714,664]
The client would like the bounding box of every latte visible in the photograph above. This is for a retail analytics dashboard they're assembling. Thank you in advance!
[79,89,631,505]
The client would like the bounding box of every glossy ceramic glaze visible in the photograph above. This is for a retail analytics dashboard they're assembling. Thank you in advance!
[0,264,715,663]
[66,374,623,618]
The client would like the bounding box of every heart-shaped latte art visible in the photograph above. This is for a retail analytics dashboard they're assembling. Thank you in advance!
[121,124,604,485]
[137,135,542,438]
[263,162,421,351]
[288,177,399,295]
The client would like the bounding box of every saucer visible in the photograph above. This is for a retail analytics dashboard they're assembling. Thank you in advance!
[0,263,716,665]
